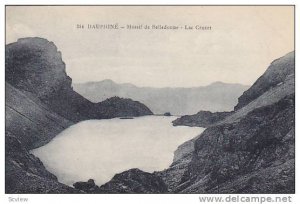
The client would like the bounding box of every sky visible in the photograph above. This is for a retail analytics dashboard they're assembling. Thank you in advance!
[6,6,294,87]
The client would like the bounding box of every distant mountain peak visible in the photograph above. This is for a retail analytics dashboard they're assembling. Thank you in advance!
[76,79,247,89]
[208,81,249,88]
[73,79,249,115]
[209,81,226,85]
[101,79,115,83]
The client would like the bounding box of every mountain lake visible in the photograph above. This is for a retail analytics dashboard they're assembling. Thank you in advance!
[31,116,204,186]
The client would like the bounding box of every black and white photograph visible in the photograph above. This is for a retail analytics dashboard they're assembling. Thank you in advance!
[2,3,298,204]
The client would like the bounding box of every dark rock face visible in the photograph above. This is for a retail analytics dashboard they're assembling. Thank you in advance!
[177,94,294,193]
[5,132,80,193]
[5,37,153,193]
[6,38,67,99]
[172,111,233,128]
[6,37,91,122]
[234,51,294,110]
[156,137,198,192]
[73,179,100,193]
[98,169,168,193]
[6,82,73,150]
[73,169,168,194]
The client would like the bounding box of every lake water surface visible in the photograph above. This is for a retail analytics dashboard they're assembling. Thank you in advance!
[31,116,204,186]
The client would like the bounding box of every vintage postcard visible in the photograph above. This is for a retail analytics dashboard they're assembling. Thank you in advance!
[5,5,294,196]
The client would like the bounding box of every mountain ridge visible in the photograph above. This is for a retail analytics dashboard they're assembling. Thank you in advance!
[74,79,249,115]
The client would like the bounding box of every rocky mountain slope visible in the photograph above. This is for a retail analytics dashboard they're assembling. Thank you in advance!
[99,169,168,193]
[92,51,295,193]
[6,38,153,123]
[5,132,80,193]
[172,52,295,129]
[72,169,168,194]
[5,37,152,193]
[234,51,295,110]
[176,94,294,193]
[74,80,249,115]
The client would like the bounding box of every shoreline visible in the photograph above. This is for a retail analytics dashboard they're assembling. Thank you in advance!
[30,116,204,188]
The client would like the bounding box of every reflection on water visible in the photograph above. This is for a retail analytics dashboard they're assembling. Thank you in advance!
[31,116,204,186]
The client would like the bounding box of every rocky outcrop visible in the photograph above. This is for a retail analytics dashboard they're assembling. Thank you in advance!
[172,111,233,128]
[234,51,294,110]
[5,37,153,193]
[98,169,168,193]
[164,112,172,116]
[6,37,89,122]
[73,179,100,193]
[222,52,295,124]
[96,96,153,118]
[73,169,168,194]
